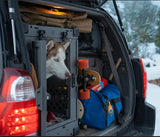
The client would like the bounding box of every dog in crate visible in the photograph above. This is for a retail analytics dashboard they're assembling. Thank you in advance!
[46,38,71,122]
[46,38,71,80]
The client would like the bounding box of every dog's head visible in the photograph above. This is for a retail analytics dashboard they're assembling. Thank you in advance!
[46,38,71,80]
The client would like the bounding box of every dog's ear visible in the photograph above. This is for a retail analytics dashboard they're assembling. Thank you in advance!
[46,39,55,51]
[63,39,71,50]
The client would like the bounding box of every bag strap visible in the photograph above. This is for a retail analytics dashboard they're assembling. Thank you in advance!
[110,97,121,104]
[91,90,107,126]
[110,98,121,125]
[103,95,122,125]
[101,28,125,124]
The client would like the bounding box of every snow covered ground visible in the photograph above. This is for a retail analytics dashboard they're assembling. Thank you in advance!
[143,54,160,81]
[144,53,160,136]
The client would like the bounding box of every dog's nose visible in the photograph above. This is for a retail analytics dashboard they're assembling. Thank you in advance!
[65,72,71,78]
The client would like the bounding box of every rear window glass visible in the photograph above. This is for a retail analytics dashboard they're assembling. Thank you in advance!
[102,1,160,58]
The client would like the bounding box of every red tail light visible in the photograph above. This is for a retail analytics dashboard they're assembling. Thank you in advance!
[0,68,39,136]
[139,58,147,98]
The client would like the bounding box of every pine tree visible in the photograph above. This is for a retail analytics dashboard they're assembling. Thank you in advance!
[155,10,160,52]
[103,1,159,57]
[121,1,158,57]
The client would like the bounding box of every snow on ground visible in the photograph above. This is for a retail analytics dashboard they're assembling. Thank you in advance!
[144,53,160,136]
[152,54,160,66]
[152,1,160,7]
[139,43,159,58]
[146,66,160,81]
[143,54,160,81]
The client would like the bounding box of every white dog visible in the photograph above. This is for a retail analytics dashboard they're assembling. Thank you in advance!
[46,38,71,80]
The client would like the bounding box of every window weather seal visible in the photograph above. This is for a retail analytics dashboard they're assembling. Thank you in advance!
[0,11,4,82]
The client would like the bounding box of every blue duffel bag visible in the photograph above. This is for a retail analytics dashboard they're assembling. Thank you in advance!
[79,84,122,130]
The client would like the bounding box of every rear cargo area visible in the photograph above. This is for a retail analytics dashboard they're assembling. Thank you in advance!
[19,1,134,136]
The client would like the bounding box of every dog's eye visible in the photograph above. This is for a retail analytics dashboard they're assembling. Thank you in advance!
[54,58,59,62]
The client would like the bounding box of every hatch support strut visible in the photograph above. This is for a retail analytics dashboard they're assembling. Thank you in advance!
[8,0,18,61]
[112,0,124,32]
